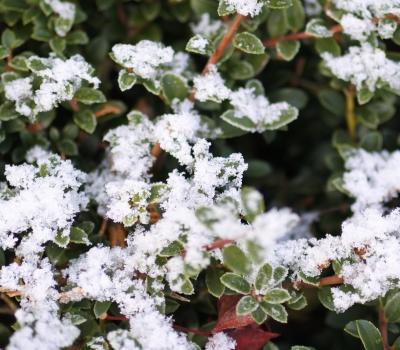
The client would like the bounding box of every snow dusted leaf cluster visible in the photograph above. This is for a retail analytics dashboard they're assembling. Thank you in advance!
[3,54,100,120]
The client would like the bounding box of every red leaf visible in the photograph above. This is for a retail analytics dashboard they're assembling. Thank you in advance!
[227,325,280,350]
[213,295,255,332]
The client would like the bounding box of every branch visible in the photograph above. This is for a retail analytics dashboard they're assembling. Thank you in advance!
[202,14,245,74]
[344,85,357,140]
[263,25,342,48]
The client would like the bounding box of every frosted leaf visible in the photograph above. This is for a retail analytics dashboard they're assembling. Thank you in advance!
[332,0,400,19]
[224,0,264,17]
[190,14,225,37]
[106,180,152,226]
[322,44,400,93]
[4,54,100,120]
[193,65,231,102]
[229,87,297,132]
[154,100,211,166]
[111,41,174,79]
[0,148,88,256]
[340,14,375,41]
[304,0,322,16]
[44,0,76,21]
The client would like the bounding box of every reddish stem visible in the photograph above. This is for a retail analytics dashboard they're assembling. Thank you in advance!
[205,239,234,251]
[202,14,245,74]
[319,275,344,286]
[104,315,128,321]
[263,25,342,48]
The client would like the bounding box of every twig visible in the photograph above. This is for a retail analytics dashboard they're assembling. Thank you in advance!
[263,25,342,48]
[379,303,389,350]
[202,14,245,74]
[344,85,357,140]
[98,218,108,237]
[95,104,122,118]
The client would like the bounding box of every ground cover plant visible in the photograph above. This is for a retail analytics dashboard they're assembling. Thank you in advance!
[1,0,400,349]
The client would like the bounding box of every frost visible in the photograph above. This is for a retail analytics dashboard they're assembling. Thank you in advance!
[205,333,236,350]
[44,0,76,21]
[193,65,231,102]
[0,148,87,257]
[111,41,174,79]
[322,44,400,93]
[154,100,211,165]
[224,0,264,17]
[4,54,100,119]
[304,0,322,16]
[343,149,400,211]
[340,14,375,41]
[332,0,400,19]
[229,87,297,132]
[191,14,225,37]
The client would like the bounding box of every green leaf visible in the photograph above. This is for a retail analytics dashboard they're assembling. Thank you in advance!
[220,109,256,132]
[285,0,305,32]
[241,187,265,222]
[93,301,112,318]
[277,40,300,61]
[273,266,288,285]
[223,245,251,275]
[160,73,188,103]
[318,90,345,117]
[385,292,400,323]
[260,302,288,323]
[266,0,293,9]
[0,102,18,121]
[264,288,291,304]
[49,37,66,55]
[66,30,89,45]
[251,306,268,324]
[220,273,251,294]
[73,110,97,134]
[118,70,137,91]
[236,296,259,315]
[74,87,106,105]
[318,286,335,311]
[357,87,374,105]
[217,0,236,16]
[360,131,383,152]
[305,19,332,38]
[0,45,9,59]
[228,60,255,80]
[269,88,308,109]
[233,32,265,55]
[206,268,225,298]
[180,278,194,295]
[315,38,341,56]
[255,263,273,291]
[287,295,307,310]
[70,226,89,244]
[186,35,211,55]
[54,231,70,248]
[57,139,78,156]
[345,320,384,350]
[263,105,298,130]
[159,241,183,257]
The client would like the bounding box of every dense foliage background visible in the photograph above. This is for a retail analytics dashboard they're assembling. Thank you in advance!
[1,0,400,349]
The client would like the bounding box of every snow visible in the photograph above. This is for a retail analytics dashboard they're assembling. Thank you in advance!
[205,333,236,350]
[224,0,265,17]
[229,87,296,132]
[4,54,100,119]
[322,44,400,93]
[0,148,88,257]
[193,65,231,102]
[111,41,174,79]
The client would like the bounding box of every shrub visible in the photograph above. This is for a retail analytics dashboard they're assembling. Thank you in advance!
[0,0,399,349]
